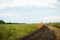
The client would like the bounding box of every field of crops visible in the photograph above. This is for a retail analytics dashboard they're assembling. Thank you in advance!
[0,24,40,40]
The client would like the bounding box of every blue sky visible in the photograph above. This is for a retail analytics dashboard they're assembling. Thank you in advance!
[0,0,60,23]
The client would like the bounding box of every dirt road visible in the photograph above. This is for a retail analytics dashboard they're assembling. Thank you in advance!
[20,25,56,40]
[48,26,60,40]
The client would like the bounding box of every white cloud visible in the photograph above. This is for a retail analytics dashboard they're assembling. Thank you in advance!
[0,0,58,9]
[42,16,60,20]
[0,13,18,17]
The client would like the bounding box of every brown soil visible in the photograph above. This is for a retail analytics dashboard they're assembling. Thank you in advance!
[19,25,56,40]
[48,26,60,40]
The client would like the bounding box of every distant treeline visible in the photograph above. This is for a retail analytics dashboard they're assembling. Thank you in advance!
[6,23,26,24]
[0,20,26,24]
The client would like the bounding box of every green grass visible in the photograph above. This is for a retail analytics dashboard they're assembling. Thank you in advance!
[0,24,40,40]
[45,22,60,28]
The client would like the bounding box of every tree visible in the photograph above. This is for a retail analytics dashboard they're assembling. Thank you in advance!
[0,20,5,24]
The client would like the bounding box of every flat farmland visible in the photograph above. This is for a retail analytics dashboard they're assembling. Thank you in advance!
[0,24,40,40]
[0,23,60,40]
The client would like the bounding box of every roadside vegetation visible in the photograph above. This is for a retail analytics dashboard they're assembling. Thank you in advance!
[45,22,60,28]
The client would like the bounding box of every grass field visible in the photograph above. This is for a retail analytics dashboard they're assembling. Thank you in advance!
[45,22,60,28]
[0,24,40,40]
[0,23,60,40]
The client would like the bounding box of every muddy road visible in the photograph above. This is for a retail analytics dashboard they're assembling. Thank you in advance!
[19,25,56,40]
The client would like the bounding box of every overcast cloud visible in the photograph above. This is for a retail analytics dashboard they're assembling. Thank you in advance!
[0,0,60,23]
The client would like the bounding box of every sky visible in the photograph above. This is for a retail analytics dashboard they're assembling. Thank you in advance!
[0,0,60,23]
